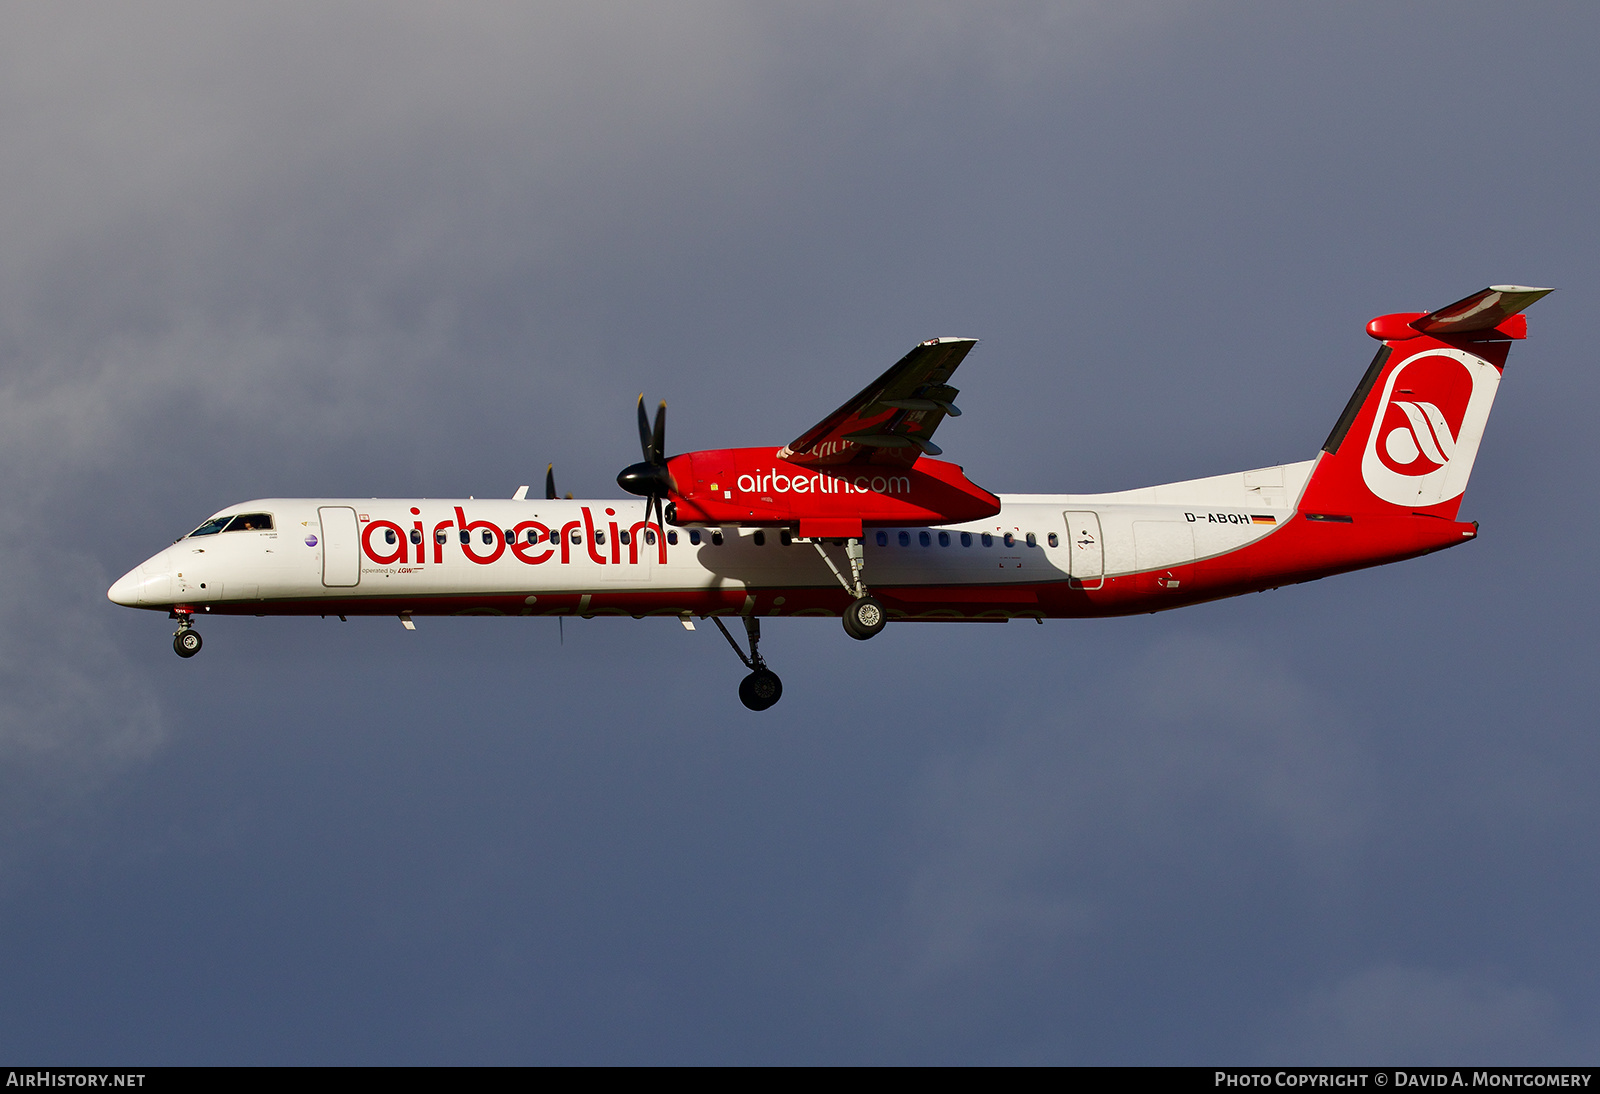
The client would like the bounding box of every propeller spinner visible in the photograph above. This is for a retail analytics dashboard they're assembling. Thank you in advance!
[616,395,674,533]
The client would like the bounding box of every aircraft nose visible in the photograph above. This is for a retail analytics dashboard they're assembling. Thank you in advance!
[107,567,142,607]
[108,555,173,608]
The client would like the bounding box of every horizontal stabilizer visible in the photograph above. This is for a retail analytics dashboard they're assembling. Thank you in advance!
[1411,285,1554,335]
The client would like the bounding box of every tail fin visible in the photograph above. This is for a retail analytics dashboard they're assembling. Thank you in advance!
[1298,286,1553,520]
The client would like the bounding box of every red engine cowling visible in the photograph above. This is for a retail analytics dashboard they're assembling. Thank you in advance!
[664,448,1000,538]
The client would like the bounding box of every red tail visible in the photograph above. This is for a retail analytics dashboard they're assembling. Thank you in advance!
[1298,286,1552,521]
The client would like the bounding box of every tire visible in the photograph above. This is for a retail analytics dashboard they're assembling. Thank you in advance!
[738,668,783,711]
[843,596,886,641]
[173,630,203,658]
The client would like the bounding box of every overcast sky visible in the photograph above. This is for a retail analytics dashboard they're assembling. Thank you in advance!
[2,1,1598,1064]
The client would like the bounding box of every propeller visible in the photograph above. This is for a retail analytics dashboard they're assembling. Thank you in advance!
[546,463,571,500]
[616,395,673,536]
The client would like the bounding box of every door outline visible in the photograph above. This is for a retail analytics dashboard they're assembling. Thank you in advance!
[319,506,361,588]
[1063,511,1103,589]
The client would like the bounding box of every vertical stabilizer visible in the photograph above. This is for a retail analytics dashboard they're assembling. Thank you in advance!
[1298,286,1551,520]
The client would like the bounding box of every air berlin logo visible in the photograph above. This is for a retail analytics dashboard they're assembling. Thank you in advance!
[1360,348,1498,507]
[1383,399,1457,471]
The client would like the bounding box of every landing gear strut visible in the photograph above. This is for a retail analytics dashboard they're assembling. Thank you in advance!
[171,612,202,658]
[810,537,888,641]
[713,614,783,711]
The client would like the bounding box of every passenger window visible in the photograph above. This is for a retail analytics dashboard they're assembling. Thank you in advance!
[410,529,422,545]
[981,533,993,547]
[570,530,582,544]
[779,531,791,546]
[938,531,950,546]
[646,529,657,545]
[918,531,931,547]
[689,530,702,545]
[1048,532,1059,547]
[961,532,972,547]
[1004,533,1015,547]
[668,531,679,545]
[595,530,606,545]
[384,529,397,545]
[898,531,910,547]
[712,531,724,546]
[876,531,888,547]
[436,530,448,545]
[1026,532,1037,547]
[753,531,766,546]
[526,530,539,544]
[459,530,470,544]
[223,513,274,532]
[620,530,631,545]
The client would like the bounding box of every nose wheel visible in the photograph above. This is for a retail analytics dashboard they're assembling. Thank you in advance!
[712,615,783,711]
[737,668,783,711]
[171,612,202,658]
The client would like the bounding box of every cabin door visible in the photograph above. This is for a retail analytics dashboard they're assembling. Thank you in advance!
[319,506,361,588]
[1062,511,1103,589]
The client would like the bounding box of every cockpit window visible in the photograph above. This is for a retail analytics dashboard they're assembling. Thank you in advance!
[187,517,231,537]
[223,513,273,532]
[187,513,275,538]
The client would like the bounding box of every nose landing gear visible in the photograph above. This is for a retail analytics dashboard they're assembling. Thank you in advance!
[713,614,783,711]
[171,612,202,658]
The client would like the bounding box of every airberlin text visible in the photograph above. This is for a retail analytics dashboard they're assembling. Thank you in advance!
[736,470,909,496]
[1215,1075,1592,1089]
[359,506,665,568]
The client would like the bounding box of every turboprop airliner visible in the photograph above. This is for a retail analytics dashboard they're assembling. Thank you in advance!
[109,286,1551,709]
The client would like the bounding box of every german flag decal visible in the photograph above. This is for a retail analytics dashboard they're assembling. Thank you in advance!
[1251,515,1277,525]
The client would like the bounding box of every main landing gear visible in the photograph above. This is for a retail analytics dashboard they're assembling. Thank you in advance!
[171,612,202,658]
[713,615,783,711]
[810,537,887,641]
[843,595,886,640]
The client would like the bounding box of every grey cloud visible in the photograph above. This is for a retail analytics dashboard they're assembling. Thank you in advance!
[872,633,1374,1005]
[1266,966,1569,1064]
[1,0,1598,1064]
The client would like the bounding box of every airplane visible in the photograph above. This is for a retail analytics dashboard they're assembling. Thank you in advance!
[109,285,1552,710]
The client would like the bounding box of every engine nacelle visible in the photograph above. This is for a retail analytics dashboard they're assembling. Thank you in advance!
[664,449,1000,538]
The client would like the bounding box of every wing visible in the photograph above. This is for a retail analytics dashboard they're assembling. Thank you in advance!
[779,337,977,468]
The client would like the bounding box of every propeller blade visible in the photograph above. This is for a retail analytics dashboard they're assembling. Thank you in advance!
[620,394,673,504]
[650,401,667,465]
[545,464,557,500]
[636,394,652,463]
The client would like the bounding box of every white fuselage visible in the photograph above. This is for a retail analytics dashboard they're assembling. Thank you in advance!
[109,461,1313,619]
